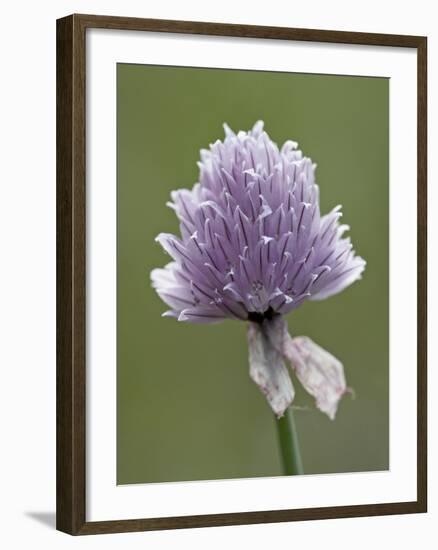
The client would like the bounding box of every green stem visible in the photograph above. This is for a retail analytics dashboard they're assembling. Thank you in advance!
[276,407,304,475]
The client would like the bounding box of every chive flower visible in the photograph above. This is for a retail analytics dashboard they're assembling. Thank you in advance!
[151,122,365,419]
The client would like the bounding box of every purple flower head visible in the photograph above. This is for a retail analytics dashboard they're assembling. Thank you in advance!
[152,121,365,323]
[151,122,365,418]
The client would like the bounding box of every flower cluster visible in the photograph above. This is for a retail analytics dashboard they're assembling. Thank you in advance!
[151,122,365,418]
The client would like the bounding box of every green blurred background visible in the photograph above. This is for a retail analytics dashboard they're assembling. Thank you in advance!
[117,64,389,484]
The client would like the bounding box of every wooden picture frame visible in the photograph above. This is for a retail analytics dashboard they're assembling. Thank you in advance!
[56,13,427,535]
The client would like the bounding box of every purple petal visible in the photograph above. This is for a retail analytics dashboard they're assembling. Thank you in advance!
[178,307,226,324]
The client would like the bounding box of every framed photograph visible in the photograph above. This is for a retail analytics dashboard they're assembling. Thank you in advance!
[56,13,427,535]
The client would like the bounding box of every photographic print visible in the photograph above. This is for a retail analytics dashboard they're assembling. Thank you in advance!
[117,64,389,485]
[57,14,426,534]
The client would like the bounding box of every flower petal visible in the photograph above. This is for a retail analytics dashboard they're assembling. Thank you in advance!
[247,321,295,418]
[309,258,366,301]
[178,307,226,324]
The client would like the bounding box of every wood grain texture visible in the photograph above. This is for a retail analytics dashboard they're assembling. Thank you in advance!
[56,13,427,536]
[416,37,428,514]
[56,14,86,534]
[76,501,423,535]
[74,13,425,47]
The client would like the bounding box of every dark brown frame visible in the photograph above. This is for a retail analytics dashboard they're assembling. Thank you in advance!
[57,13,427,535]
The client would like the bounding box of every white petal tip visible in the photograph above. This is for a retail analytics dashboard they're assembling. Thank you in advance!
[223,122,235,137]
[162,310,178,319]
